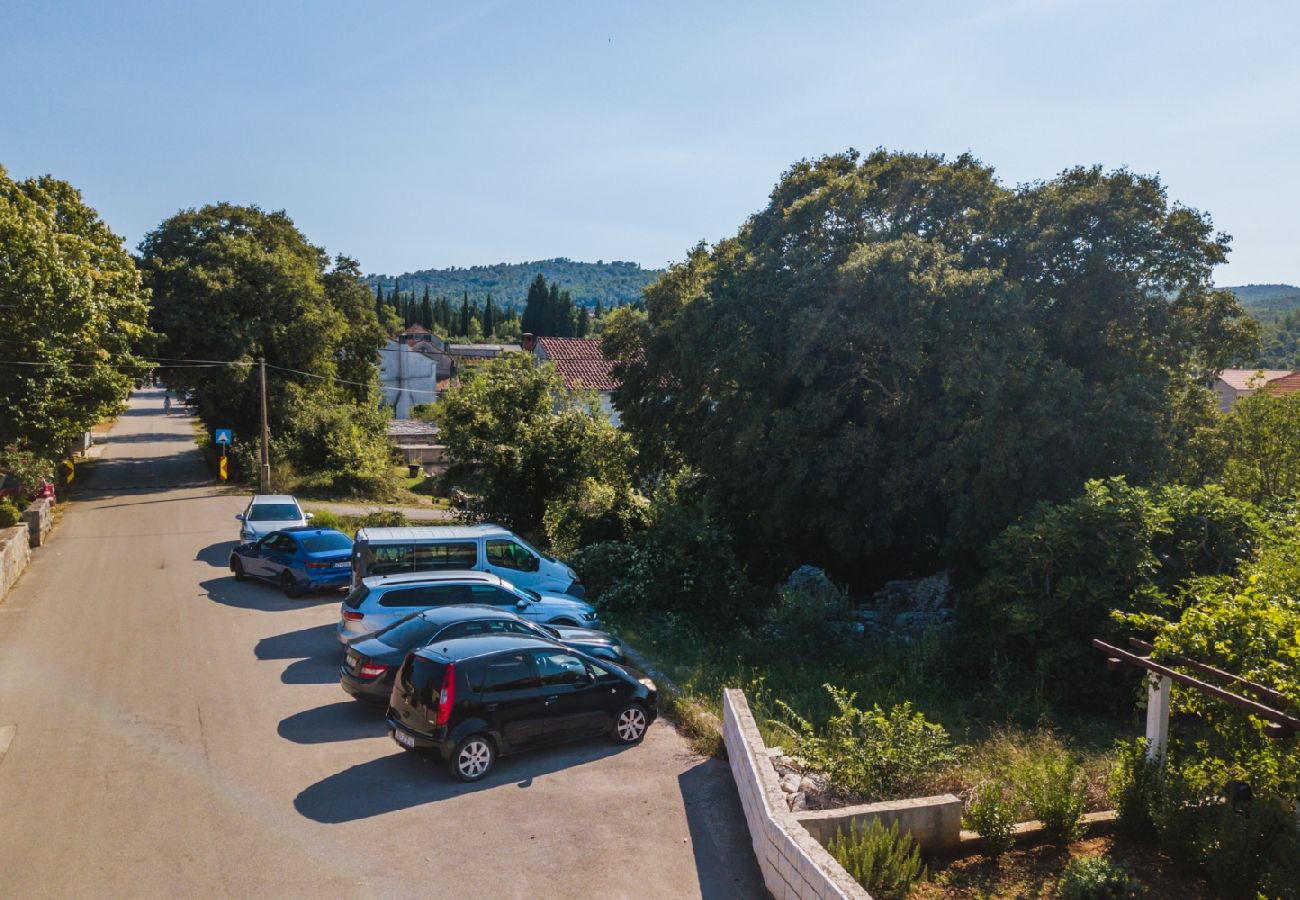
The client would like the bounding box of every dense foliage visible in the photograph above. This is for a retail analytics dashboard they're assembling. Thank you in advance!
[0,165,152,457]
[1056,857,1138,900]
[140,204,393,494]
[827,819,927,900]
[959,478,1265,706]
[431,353,631,535]
[371,257,658,309]
[607,150,1258,582]
[520,273,589,337]
[1217,388,1300,502]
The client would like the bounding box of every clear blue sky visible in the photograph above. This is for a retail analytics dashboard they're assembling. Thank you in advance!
[3,0,1296,284]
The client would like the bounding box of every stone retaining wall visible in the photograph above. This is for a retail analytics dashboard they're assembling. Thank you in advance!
[22,498,52,547]
[723,688,868,899]
[0,525,31,600]
[797,795,962,854]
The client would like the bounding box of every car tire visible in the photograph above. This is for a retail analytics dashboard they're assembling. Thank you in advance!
[449,734,495,782]
[280,570,301,599]
[232,558,247,581]
[612,702,650,745]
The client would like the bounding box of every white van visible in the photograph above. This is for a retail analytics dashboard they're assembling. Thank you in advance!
[350,524,584,596]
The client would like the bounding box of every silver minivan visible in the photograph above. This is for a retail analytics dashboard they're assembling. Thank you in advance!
[350,524,583,596]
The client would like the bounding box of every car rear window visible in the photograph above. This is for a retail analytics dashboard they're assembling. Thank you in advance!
[378,617,443,650]
[343,585,369,610]
[480,652,538,692]
[363,542,477,577]
[402,655,448,707]
[377,583,474,608]
[300,533,352,553]
[248,504,301,521]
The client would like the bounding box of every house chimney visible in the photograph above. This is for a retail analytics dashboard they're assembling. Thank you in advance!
[521,332,537,352]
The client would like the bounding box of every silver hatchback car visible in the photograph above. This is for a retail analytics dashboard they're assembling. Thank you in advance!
[337,570,601,645]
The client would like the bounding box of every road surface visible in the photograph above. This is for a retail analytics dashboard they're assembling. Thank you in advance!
[0,389,763,899]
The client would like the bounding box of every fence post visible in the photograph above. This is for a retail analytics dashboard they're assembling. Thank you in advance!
[1145,673,1171,763]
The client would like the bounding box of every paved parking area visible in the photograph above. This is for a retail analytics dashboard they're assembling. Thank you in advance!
[0,390,764,898]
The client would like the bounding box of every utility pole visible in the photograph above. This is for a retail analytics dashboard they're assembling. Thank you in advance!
[259,357,271,493]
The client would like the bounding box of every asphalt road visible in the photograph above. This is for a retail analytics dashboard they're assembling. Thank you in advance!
[0,389,763,899]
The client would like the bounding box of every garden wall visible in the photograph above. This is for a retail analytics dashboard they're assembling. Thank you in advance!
[23,498,52,547]
[0,525,31,601]
[797,795,962,854]
[723,688,869,899]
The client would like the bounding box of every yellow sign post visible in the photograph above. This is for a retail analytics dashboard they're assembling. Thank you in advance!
[60,458,74,485]
[218,454,228,481]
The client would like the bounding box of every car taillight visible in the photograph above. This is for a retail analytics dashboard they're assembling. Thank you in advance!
[343,610,364,622]
[435,663,456,726]
[359,662,389,679]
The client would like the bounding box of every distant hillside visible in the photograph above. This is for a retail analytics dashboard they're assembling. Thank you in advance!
[1226,283,1300,323]
[368,258,663,309]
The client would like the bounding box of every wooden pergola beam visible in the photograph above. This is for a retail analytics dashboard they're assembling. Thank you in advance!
[1127,638,1294,711]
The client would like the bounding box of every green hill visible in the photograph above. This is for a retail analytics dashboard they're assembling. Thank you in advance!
[1225,283,1300,323]
[368,258,663,309]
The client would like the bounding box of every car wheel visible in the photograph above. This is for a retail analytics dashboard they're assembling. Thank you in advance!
[280,570,301,599]
[449,734,495,782]
[232,558,246,581]
[612,703,649,744]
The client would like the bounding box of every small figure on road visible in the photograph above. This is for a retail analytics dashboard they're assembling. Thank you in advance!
[164,394,171,414]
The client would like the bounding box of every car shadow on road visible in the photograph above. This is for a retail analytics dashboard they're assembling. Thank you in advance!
[293,740,631,824]
[197,540,238,568]
[255,623,338,660]
[202,575,342,613]
[279,700,386,745]
[678,760,766,898]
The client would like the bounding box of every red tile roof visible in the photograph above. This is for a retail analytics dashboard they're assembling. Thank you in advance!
[1263,372,1300,396]
[535,337,619,392]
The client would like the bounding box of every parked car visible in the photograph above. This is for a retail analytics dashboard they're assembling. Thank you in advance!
[230,528,353,597]
[386,633,657,781]
[235,494,312,542]
[351,524,583,597]
[341,605,624,702]
[337,571,600,644]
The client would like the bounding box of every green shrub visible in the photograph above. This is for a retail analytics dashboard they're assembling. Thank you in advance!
[1014,751,1086,846]
[1110,739,1159,837]
[0,447,52,495]
[543,477,649,557]
[1056,857,1138,900]
[965,781,1017,858]
[0,498,22,529]
[766,581,852,649]
[306,510,347,533]
[774,685,956,801]
[827,818,927,900]
[357,510,409,529]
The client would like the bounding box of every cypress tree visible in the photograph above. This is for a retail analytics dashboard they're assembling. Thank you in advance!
[459,291,471,337]
[521,274,548,335]
[483,294,497,337]
[547,281,562,335]
[421,286,433,330]
[594,298,604,320]
[576,305,589,337]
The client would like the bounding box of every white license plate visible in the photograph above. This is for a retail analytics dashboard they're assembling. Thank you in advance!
[346,653,359,668]
[333,561,350,569]
[393,729,415,749]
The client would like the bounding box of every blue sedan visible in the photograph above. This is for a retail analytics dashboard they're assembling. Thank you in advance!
[230,528,354,597]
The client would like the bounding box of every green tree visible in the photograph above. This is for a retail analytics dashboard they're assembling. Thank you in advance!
[482,294,497,337]
[140,203,390,489]
[431,353,632,534]
[1219,389,1300,503]
[0,166,152,456]
[521,273,549,335]
[609,150,1259,580]
[458,292,471,337]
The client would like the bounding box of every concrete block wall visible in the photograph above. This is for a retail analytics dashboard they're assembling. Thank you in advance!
[22,498,52,548]
[723,688,869,900]
[797,794,962,854]
[0,525,31,601]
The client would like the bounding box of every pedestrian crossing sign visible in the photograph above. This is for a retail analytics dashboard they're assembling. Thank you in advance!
[214,428,233,445]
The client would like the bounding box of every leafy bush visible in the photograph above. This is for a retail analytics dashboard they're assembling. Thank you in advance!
[0,498,22,529]
[826,818,927,900]
[356,510,409,529]
[765,580,852,649]
[774,685,956,801]
[1056,857,1138,900]
[960,477,1265,708]
[305,509,347,533]
[1014,751,1087,846]
[543,477,649,557]
[964,781,1016,858]
[0,446,52,495]
[1110,739,1159,837]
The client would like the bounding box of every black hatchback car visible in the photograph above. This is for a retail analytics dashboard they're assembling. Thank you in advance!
[386,634,658,781]
[341,605,624,703]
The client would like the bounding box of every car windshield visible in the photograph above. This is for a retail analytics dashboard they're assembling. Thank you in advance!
[299,533,351,553]
[377,616,443,650]
[522,588,541,601]
[248,504,301,521]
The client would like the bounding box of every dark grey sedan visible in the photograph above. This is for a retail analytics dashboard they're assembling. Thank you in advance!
[340,604,623,702]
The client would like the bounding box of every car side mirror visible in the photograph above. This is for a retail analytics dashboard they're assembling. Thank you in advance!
[236,513,245,521]
[515,599,528,610]
[304,512,314,520]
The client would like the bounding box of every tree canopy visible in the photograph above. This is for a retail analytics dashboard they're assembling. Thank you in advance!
[607,150,1259,581]
[0,165,152,457]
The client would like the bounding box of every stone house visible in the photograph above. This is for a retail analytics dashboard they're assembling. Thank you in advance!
[524,333,621,425]
[1212,368,1294,412]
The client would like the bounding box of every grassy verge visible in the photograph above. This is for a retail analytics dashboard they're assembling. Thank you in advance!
[607,612,1126,807]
